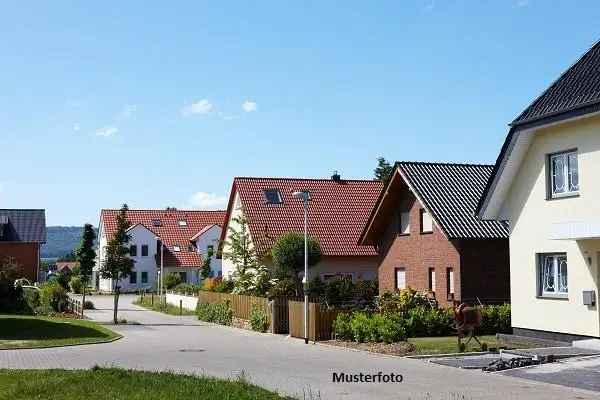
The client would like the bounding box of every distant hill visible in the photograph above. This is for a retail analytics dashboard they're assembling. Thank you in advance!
[41,226,98,258]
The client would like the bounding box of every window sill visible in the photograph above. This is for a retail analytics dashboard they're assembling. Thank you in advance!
[397,233,410,237]
[420,231,433,235]
[547,192,579,201]
[536,294,568,300]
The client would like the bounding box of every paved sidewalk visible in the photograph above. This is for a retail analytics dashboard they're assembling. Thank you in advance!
[1,295,599,400]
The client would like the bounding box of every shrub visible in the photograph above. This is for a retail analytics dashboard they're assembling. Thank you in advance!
[213,279,235,293]
[267,278,296,297]
[69,275,84,294]
[332,313,353,340]
[324,278,355,307]
[39,282,68,313]
[163,272,183,290]
[249,304,269,332]
[196,300,233,325]
[22,287,40,313]
[345,312,407,343]
[350,312,371,343]
[479,304,511,335]
[202,277,220,292]
[84,300,95,310]
[173,283,201,296]
[377,288,431,315]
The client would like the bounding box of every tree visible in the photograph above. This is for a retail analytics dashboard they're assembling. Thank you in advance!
[99,204,134,323]
[374,157,394,182]
[58,250,77,262]
[200,246,214,280]
[75,223,96,317]
[271,232,321,296]
[222,215,258,275]
[164,272,182,289]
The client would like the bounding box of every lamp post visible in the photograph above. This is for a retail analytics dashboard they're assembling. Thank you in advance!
[156,237,164,298]
[293,190,310,344]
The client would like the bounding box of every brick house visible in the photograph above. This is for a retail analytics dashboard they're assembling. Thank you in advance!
[359,162,510,306]
[0,209,47,283]
[220,174,384,282]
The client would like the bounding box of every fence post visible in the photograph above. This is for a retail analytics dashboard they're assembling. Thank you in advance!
[180,299,183,315]
[151,292,154,306]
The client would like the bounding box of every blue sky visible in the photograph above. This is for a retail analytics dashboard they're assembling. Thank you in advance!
[1,1,599,225]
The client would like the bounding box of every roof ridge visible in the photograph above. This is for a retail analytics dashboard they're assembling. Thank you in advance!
[234,176,379,183]
[100,209,226,212]
[0,209,46,211]
[395,161,494,168]
[512,38,600,126]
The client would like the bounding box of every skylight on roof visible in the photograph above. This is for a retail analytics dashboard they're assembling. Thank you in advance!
[152,219,162,227]
[173,245,181,252]
[264,189,283,204]
[178,220,188,227]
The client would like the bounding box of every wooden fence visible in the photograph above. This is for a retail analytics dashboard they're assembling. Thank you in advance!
[198,291,270,322]
[288,300,340,341]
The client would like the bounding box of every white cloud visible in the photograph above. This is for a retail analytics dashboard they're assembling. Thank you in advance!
[242,100,258,112]
[119,104,137,119]
[515,0,529,7]
[182,99,213,116]
[187,192,228,209]
[421,0,435,10]
[73,124,81,132]
[96,126,119,137]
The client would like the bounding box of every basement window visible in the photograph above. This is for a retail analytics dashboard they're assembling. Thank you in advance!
[264,189,283,204]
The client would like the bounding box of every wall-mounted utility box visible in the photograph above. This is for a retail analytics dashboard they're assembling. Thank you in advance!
[583,290,596,306]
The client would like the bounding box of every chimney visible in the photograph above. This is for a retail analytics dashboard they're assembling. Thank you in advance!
[331,170,341,182]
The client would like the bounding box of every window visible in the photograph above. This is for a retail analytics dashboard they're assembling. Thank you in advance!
[264,189,283,204]
[395,268,406,290]
[178,220,188,226]
[178,272,187,282]
[152,218,162,227]
[129,245,137,257]
[141,271,148,284]
[428,268,436,292]
[130,272,137,284]
[399,212,410,235]
[173,245,181,252]
[446,268,454,299]
[538,253,568,297]
[549,150,579,198]
[420,209,433,233]
[141,245,148,257]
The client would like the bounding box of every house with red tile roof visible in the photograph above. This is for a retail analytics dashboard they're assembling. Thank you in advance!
[219,173,383,282]
[93,209,226,292]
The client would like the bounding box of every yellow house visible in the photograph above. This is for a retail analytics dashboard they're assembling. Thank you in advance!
[479,40,600,341]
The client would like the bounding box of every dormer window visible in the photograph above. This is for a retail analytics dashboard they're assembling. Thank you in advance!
[549,150,579,198]
[173,245,181,252]
[178,220,188,227]
[264,189,283,204]
[152,218,162,227]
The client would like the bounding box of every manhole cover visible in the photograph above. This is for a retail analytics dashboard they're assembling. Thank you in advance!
[179,349,205,353]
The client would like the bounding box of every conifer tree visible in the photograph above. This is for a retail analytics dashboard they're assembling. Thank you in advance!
[75,223,96,316]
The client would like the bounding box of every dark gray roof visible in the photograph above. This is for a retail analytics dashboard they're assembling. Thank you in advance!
[513,40,600,125]
[397,162,508,239]
[0,209,46,243]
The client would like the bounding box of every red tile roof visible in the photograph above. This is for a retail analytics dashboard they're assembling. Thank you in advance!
[100,209,226,267]
[220,177,384,257]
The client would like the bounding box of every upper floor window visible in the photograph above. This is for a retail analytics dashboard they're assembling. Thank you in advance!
[549,150,579,198]
[538,253,568,297]
[141,245,149,257]
[399,211,410,235]
[420,209,433,233]
[264,189,283,204]
[129,245,137,257]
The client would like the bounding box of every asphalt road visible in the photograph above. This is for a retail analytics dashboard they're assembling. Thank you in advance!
[1,294,599,400]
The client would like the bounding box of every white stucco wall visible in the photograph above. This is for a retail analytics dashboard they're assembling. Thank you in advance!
[166,292,198,311]
[194,224,222,277]
[221,191,252,279]
[500,114,600,337]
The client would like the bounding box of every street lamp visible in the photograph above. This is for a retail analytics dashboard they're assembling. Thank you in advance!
[156,237,164,298]
[293,190,311,344]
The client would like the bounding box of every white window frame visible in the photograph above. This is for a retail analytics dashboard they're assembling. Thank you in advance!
[538,253,568,297]
[428,268,436,292]
[399,212,410,235]
[549,150,579,198]
[395,267,406,290]
[420,209,433,233]
[178,220,188,227]
[173,245,181,252]
[447,268,454,295]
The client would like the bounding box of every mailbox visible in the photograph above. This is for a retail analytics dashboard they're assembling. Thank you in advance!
[583,290,596,306]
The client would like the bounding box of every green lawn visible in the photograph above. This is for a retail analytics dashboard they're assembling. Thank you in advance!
[0,368,292,400]
[0,315,121,349]
[134,296,196,316]
[408,335,535,355]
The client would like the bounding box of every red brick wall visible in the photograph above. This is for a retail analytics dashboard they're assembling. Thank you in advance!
[376,190,461,307]
[0,242,40,282]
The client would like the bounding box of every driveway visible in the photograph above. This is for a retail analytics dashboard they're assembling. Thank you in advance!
[1,294,599,400]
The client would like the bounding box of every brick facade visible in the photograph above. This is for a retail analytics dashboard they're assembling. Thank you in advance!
[0,242,40,282]
[376,188,509,306]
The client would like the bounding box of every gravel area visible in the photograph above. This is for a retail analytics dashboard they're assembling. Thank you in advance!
[322,339,416,356]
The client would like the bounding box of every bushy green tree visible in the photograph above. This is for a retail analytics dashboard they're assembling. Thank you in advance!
[164,272,183,289]
[222,215,258,274]
[99,204,134,323]
[374,157,394,182]
[75,223,96,316]
[200,246,214,280]
[271,232,321,296]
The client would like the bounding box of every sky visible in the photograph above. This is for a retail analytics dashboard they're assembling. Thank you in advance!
[1,1,600,226]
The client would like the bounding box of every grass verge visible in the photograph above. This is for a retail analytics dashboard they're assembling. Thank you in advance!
[0,315,121,349]
[0,368,292,400]
[133,296,196,316]
[408,334,538,355]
